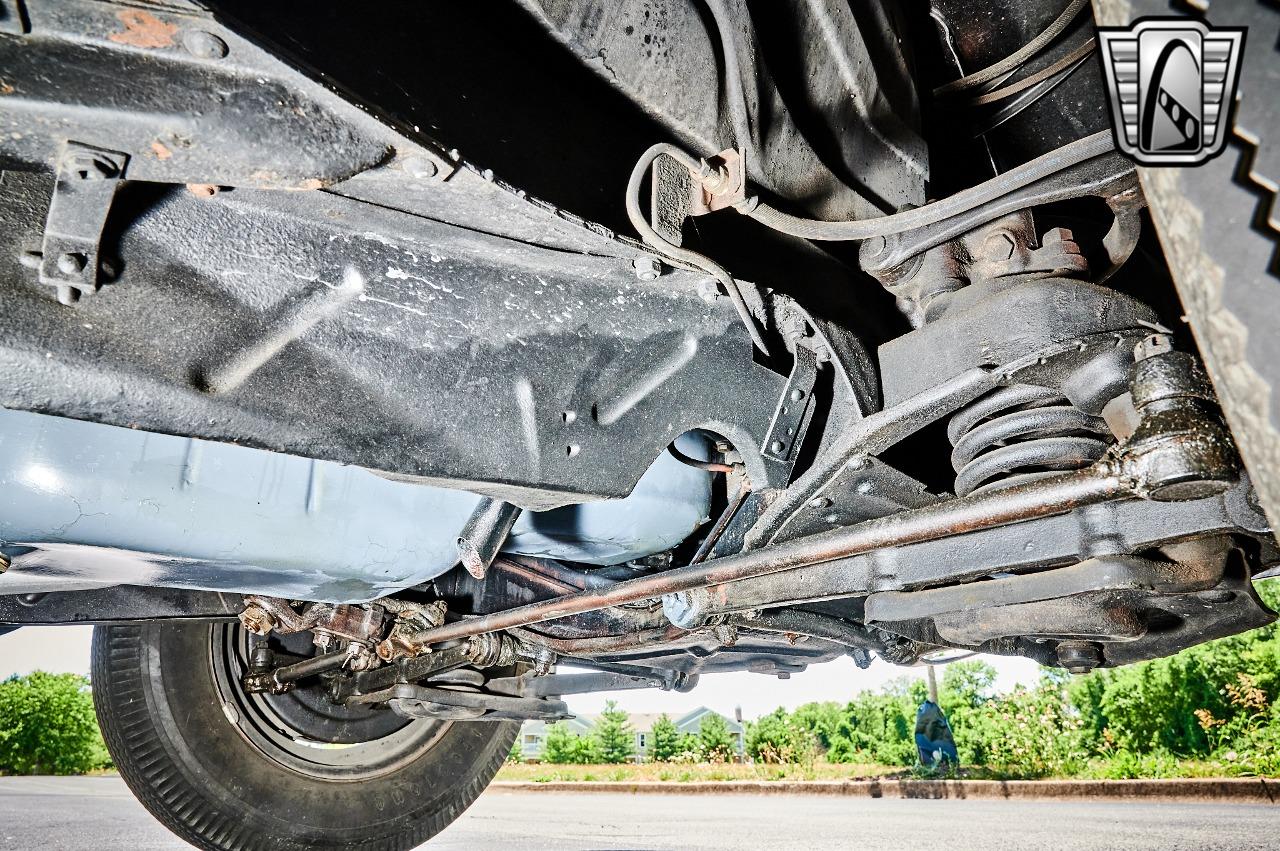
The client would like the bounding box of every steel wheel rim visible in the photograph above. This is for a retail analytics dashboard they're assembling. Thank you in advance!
[209,623,450,780]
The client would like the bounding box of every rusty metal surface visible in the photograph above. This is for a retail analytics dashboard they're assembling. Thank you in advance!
[411,465,1130,646]
[515,0,927,222]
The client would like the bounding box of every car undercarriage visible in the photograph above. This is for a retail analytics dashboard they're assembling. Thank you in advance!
[1,0,1277,848]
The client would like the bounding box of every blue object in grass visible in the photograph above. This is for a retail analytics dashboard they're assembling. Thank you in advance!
[915,700,959,768]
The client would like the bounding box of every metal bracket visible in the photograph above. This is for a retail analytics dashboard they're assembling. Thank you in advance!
[372,681,571,721]
[494,670,670,697]
[761,343,819,474]
[36,142,128,305]
[649,147,746,246]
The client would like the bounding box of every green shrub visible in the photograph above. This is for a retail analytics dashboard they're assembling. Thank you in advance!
[963,682,1087,778]
[827,680,921,766]
[0,672,111,775]
[650,714,682,762]
[1067,578,1280,762]
[693,713,736,763]
[542,721,600,764]
[592,701,634,764]
[746,708,817,764]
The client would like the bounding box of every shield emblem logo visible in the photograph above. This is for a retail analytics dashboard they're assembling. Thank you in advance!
[1097,18,1246,166]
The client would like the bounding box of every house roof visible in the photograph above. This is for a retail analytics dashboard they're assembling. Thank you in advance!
[519,706,743,738]
[675,706,744,733]
[520,716,592,737]
[622,713,668,734]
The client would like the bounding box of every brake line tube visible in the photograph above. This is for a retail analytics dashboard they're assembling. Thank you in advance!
[625,143,770,355]
[736,130,1114,242]
[933,0,1092,96]
[408,464,1130,646]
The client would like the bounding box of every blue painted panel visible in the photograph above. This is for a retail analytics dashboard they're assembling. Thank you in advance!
[510,432,712,564]
[0,409,710,601]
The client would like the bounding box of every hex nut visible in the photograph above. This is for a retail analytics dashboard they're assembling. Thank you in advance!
[632,256,661,281]
[55,253,86,276]
[239,605,276,636]
[1056,640,1101,674]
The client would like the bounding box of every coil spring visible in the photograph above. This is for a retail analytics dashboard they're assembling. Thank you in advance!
[947,384,1111,496]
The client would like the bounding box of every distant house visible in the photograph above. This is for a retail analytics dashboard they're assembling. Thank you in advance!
[518,706,744,762]
[519,715,593,761]
[668,707,745,760]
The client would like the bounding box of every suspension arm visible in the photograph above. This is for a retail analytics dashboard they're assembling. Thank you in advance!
[415,468,1126,644]
[410,345,1236,647]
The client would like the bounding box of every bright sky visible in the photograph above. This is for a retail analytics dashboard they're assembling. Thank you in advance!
[0,626,1043,721]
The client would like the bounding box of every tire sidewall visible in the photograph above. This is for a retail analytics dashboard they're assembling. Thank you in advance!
[93,622,516,851]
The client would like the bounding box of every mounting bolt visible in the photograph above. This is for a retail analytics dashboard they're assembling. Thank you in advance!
[182,30,229,60]
[662,588,712,630]
[769,440,786,454]
[55,252,86,276]
[239,605,277,637]
[1056,640,1102,675]
[981,230,1016,262]
[531,645,557,677]
[632,256,661,281]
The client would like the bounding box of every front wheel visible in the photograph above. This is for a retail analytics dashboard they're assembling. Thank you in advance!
[91,621,516,851]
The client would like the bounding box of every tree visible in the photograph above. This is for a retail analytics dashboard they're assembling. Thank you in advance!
[650,714,682,762]
[1064,578,1280,762]
[537,721,583,762]
[940,661,997,711]
[0,672,110,775]
[593,701,635,764]
[938,660,998,765]
[746,708,815,763]
[695,712,736,763]
[832,686,918,766]
[789,702,845,752]
[507,737,524,763]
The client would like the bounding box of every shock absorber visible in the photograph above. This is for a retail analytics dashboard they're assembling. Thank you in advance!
[947,383,1112,496]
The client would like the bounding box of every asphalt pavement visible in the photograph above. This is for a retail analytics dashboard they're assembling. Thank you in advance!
[0,776,1274,850]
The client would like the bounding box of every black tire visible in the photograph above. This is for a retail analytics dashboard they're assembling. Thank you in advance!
[91,622,517,851]
[1096,0,1280,533]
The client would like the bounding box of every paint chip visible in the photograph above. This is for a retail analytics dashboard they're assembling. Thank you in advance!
[109,9,179,50]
